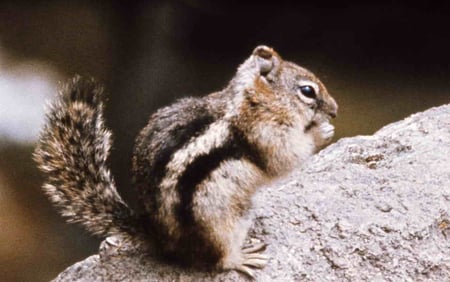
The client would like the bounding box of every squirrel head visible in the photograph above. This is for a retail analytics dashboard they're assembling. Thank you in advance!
[232,46,337,125]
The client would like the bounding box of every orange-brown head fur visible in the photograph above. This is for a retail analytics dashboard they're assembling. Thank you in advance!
[228,45,338,175]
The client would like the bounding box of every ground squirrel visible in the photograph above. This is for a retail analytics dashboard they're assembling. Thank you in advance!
[34,45,337,278]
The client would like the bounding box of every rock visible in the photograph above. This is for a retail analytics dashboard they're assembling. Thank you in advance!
[54,104,450,281]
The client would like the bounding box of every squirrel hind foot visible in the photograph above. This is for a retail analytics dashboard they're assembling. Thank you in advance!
[220,243,269,279]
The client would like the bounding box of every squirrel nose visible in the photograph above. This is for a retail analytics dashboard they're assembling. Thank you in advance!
[323,97,338,119]
[329,110,337,119]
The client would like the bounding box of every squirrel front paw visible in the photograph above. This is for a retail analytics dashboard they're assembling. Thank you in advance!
[311,121,335,147]
[319,122,335,142]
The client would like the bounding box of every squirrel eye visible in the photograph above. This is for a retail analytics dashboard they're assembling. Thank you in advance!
[299,85,316,99]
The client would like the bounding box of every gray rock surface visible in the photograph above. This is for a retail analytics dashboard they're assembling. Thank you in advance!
[54,104,450,281]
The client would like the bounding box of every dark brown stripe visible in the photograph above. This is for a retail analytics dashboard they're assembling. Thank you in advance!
[176,126,266,225]
[148,114,215,189]
[304,120,317,132]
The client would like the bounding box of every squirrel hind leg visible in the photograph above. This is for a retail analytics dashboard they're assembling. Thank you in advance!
[235,243,269,278]
[219,242,268,279]
[191,200,268,277]
[234,253,269,279]
[217,218,268,278]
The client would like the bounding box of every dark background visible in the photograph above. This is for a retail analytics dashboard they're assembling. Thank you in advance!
[0,1,449,281]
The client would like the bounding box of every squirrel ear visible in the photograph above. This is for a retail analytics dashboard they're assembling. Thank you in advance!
[252,45,280,77]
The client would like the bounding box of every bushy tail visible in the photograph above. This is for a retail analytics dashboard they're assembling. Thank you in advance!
[34,76,141,237]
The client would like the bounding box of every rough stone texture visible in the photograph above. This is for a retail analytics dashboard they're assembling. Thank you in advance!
[54,105,450,282]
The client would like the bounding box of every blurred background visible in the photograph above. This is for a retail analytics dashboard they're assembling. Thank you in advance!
[0,1,449,281]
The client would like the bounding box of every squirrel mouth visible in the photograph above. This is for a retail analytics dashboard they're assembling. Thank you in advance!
[304,115,333,133]
[304,121,317,132]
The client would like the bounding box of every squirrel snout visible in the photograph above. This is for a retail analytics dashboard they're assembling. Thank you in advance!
[328,109,337,119]
[325,97,338,119]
